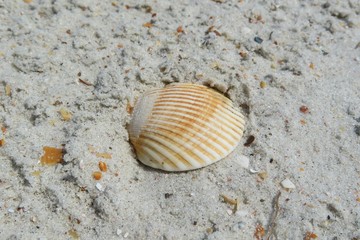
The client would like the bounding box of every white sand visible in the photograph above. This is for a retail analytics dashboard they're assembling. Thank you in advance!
[1,0,359,239]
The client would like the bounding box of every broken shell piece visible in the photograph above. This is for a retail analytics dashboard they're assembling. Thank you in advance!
[128,83,246,171]
[249,168,260,174]
[95,183,104,191]
[281,178,296,189]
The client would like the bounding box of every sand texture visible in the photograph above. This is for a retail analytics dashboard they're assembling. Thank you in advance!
[0,0,360,239]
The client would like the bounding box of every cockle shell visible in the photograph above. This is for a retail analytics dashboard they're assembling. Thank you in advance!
[128,83,245,171]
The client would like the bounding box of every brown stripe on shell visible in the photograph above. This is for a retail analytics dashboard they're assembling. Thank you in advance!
[142,127,211,165]
[138,136,191,169]
[154,99,245,132]
[145,116,231,153]
[140,131,203,168]
[149,110,241,149]
[158,90,245,125]
[151,107,243,142]
[145,118,229,156]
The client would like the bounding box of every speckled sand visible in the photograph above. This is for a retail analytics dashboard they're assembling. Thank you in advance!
[0,0,360,239]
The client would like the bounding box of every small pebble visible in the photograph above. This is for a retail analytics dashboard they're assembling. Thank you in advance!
[116,229,122,236]
[258,171,268,180]
[244,135,255,147]
[124,232,129,238]
[79,160,84,170]
[260,81,267,88]
[300,105,309,113]
[8,208,14,213]
[254,36,263,44]
[226,209,233,215]
[30,216,37,222]
[281,178,296,189]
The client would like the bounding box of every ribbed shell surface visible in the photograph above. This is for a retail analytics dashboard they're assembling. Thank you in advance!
[128,83,245,171]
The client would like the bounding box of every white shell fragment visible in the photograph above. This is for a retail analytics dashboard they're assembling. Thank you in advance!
[128,83,245,171]
[281,178,296,189]
[95,183,104,191]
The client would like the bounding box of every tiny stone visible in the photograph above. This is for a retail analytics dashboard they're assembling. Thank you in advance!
[300,105,309,113]
[226,209,233,215]
[116,229,122,236]
[244,135,255,147]
[258,171,268,180]
[164,193,173,199]
[30,216,37,222]
[281,178,296,189]
[8,208,14,213]
[254,36,263,44]
[79,160,84,170]
[124,232,129,238]
[260,81,267,88]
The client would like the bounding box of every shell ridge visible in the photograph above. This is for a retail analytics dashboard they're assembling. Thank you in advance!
[146,118,231,154]
[149,111,239,146]
[143,124,221,161]
[159,88,230,105]
[140,144,178,170]
[153,102,245,131]
[141,130,206,167]
[140,137,188,170]
[151,108,242,141]
[156,98,245,127]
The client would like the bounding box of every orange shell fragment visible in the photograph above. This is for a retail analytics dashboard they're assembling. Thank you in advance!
[93,171,102,180]
[40,146,64,166]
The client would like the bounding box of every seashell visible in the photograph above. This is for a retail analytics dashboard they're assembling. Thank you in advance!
[128,83,245,171]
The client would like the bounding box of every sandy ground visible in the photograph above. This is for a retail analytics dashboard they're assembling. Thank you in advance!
[1,0,360,239]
